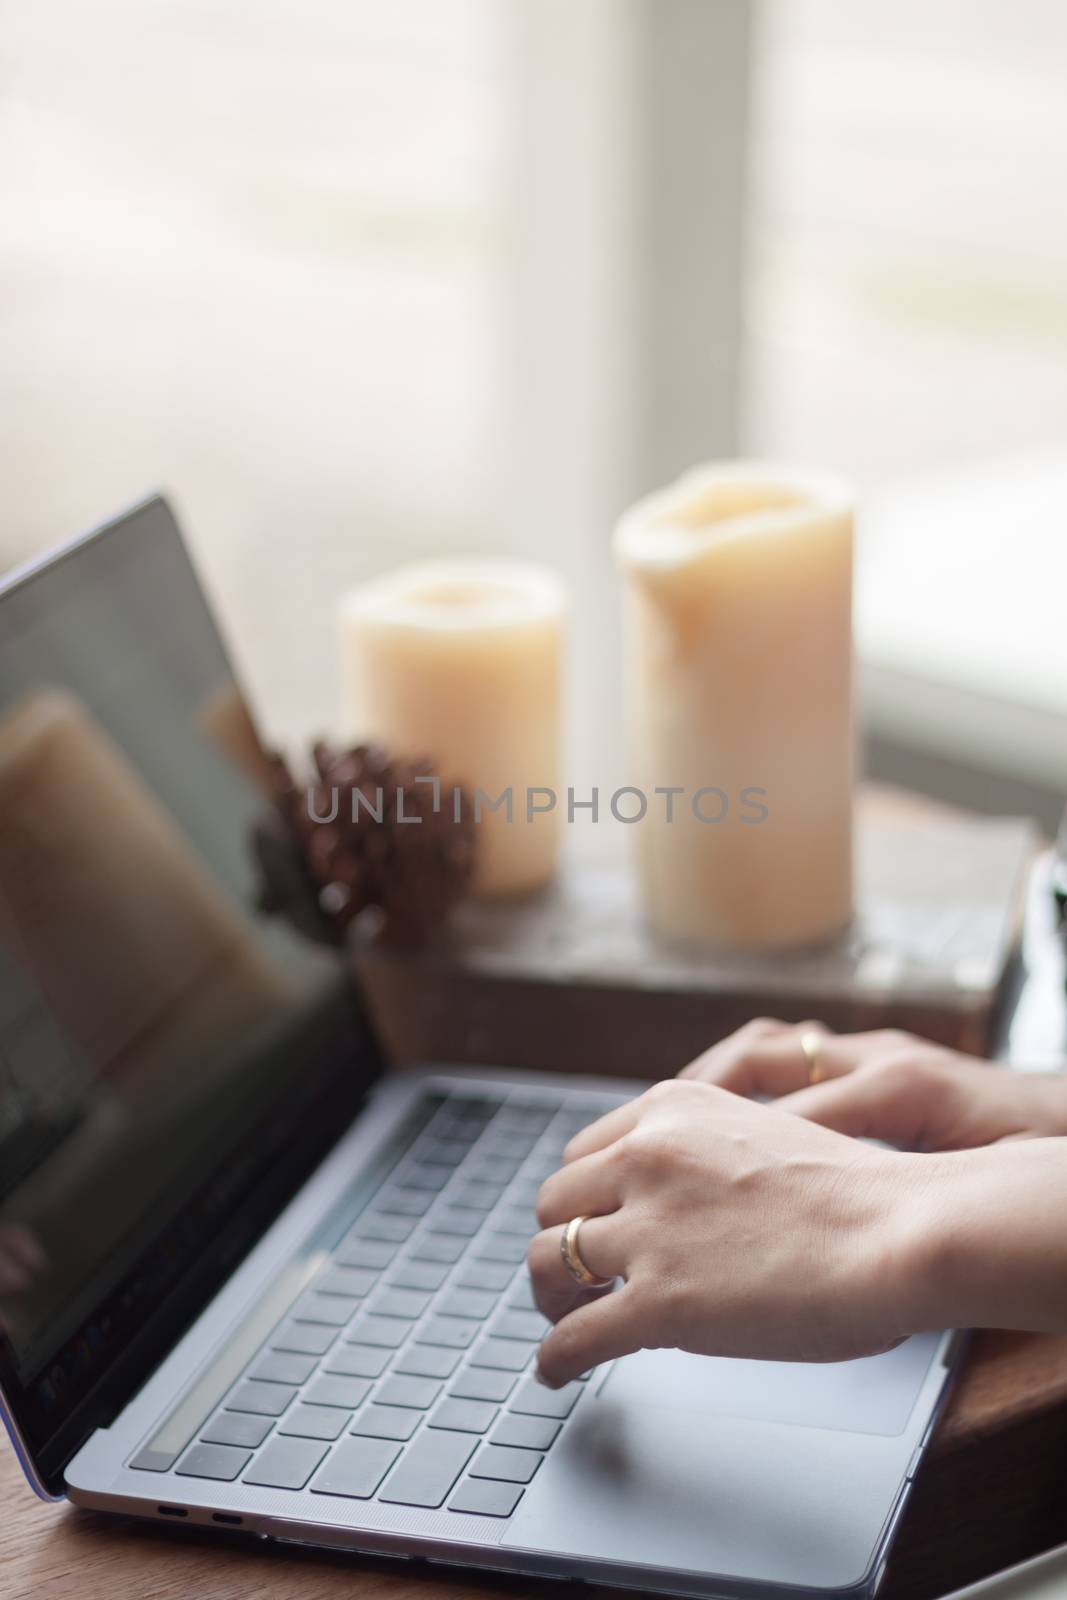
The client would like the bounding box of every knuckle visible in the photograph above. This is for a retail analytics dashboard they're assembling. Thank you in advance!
[870,1052,926,1091]
[874,1029,915,1053]
[622,1122,671,1170]
[644,1077,696,1110]
[744,1016,781,1035]
[607,1132,638,1175]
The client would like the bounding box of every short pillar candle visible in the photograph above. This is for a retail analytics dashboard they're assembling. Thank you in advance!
[614,462,854,950]
[339,561,565,897]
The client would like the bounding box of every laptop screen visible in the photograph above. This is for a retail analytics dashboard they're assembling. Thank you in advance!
[0,497,383,1495]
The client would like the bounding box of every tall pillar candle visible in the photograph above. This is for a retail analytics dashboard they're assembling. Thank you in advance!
[614,462,854,949]
[340,561,565,897]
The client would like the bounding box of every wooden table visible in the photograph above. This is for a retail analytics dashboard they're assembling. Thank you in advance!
[3,799,1066,1600]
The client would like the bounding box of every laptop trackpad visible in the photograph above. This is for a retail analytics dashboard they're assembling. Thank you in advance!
[601,1332,940,1437]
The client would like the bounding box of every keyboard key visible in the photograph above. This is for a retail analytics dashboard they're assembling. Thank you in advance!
[438,1288,496,1321]
[279,1403,351,1441]
[418,1139,471,1167]
[435,1104,495,1138]
[316,1265,377,1298]
[201,1411,274,1449]
[452,1182,506,1213]
[378,1429,477,1508]
[496,1105,557,1133]
[271,1322,336,1356]
[484,1134,538,1162]
[249,1352,317,1386]
[468,1154,521,1185]
[494,1206,537,1238]
[419,1316,478,1350]
[470,1339,533,1373]
[375,1375,442,1410]
[304,1375,372,1410]
[507,1275,538,1310]
[491,1414,560,1451]
[351,1404,420,1442]
[387,1259,449,1293]
[292,1291,360,1327]
[470,1444,543,1484]
[333,1238,396,1270]
[492,1310,549,1342]
[394,1345,460,1380]
[510,1378,583,1418]
[395,1163,453,1192]
[376,1188,433,1218]
[450,1368,517,1404]
[508,1180,543,1208]
[358,1214,415,1243]
[324,1343,391,1379]
[475,1234,528,1265]
[431,1398,498,1434]
[368,1288,432,1321]
[454,1260,514,1293]
[244,1436,328,1490]
[346,1314,408,1349]
[430,1208,483,1239]
[410,1234,466,1265]
[176,1443,250,1481]
[449,1478,524,1518]
[311,1436,400,1500]
[228,1380,297,1417]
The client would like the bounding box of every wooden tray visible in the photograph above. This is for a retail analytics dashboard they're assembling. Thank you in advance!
[357,793,1036,1075]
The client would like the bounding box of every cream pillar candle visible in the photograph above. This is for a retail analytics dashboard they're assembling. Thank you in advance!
[340,561,565,896]
[614,462,854,949]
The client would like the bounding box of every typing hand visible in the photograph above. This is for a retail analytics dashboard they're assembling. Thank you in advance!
[528,1079,928,1387]
[679,1019,1067,1151]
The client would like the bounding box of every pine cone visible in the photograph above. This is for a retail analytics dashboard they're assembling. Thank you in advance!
[255,741,477,946]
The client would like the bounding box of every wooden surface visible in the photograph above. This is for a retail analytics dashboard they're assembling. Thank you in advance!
[3,1328,1067,1600]
[358,793,1037,1071]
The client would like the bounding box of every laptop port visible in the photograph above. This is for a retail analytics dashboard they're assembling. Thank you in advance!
[212,1513,243,1526]
[157,1506,187,1518]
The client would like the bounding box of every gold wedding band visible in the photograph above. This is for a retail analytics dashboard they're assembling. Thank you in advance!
[798,1028,826,1085]
[560,1215,612,1289]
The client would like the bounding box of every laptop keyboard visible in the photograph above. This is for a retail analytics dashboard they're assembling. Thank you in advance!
[137,1088,622,1521]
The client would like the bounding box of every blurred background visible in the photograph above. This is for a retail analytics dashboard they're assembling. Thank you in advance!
[3,0,1065,827]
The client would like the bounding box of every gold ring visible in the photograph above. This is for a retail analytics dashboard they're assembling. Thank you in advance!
[560,1216,612,1289]
[798,1028,826,1085]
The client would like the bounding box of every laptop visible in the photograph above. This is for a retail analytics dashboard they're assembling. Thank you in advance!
[0,496,959,1599]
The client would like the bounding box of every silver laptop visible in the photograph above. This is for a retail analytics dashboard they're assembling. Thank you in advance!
[0,497,959,1599]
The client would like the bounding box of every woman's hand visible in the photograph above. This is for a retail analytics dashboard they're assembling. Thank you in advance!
[529,1079,934,1387]
[679,1019,1067,1151]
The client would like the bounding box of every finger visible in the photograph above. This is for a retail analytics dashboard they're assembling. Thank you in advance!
[528,1218,626,1322]
[536,1147,623,1229]
[563,1099,641,1164]
[776,1068,925,1144]
[676,1018,790,1087]
[536,1285,645,1388]
[684,1024,876,1100]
